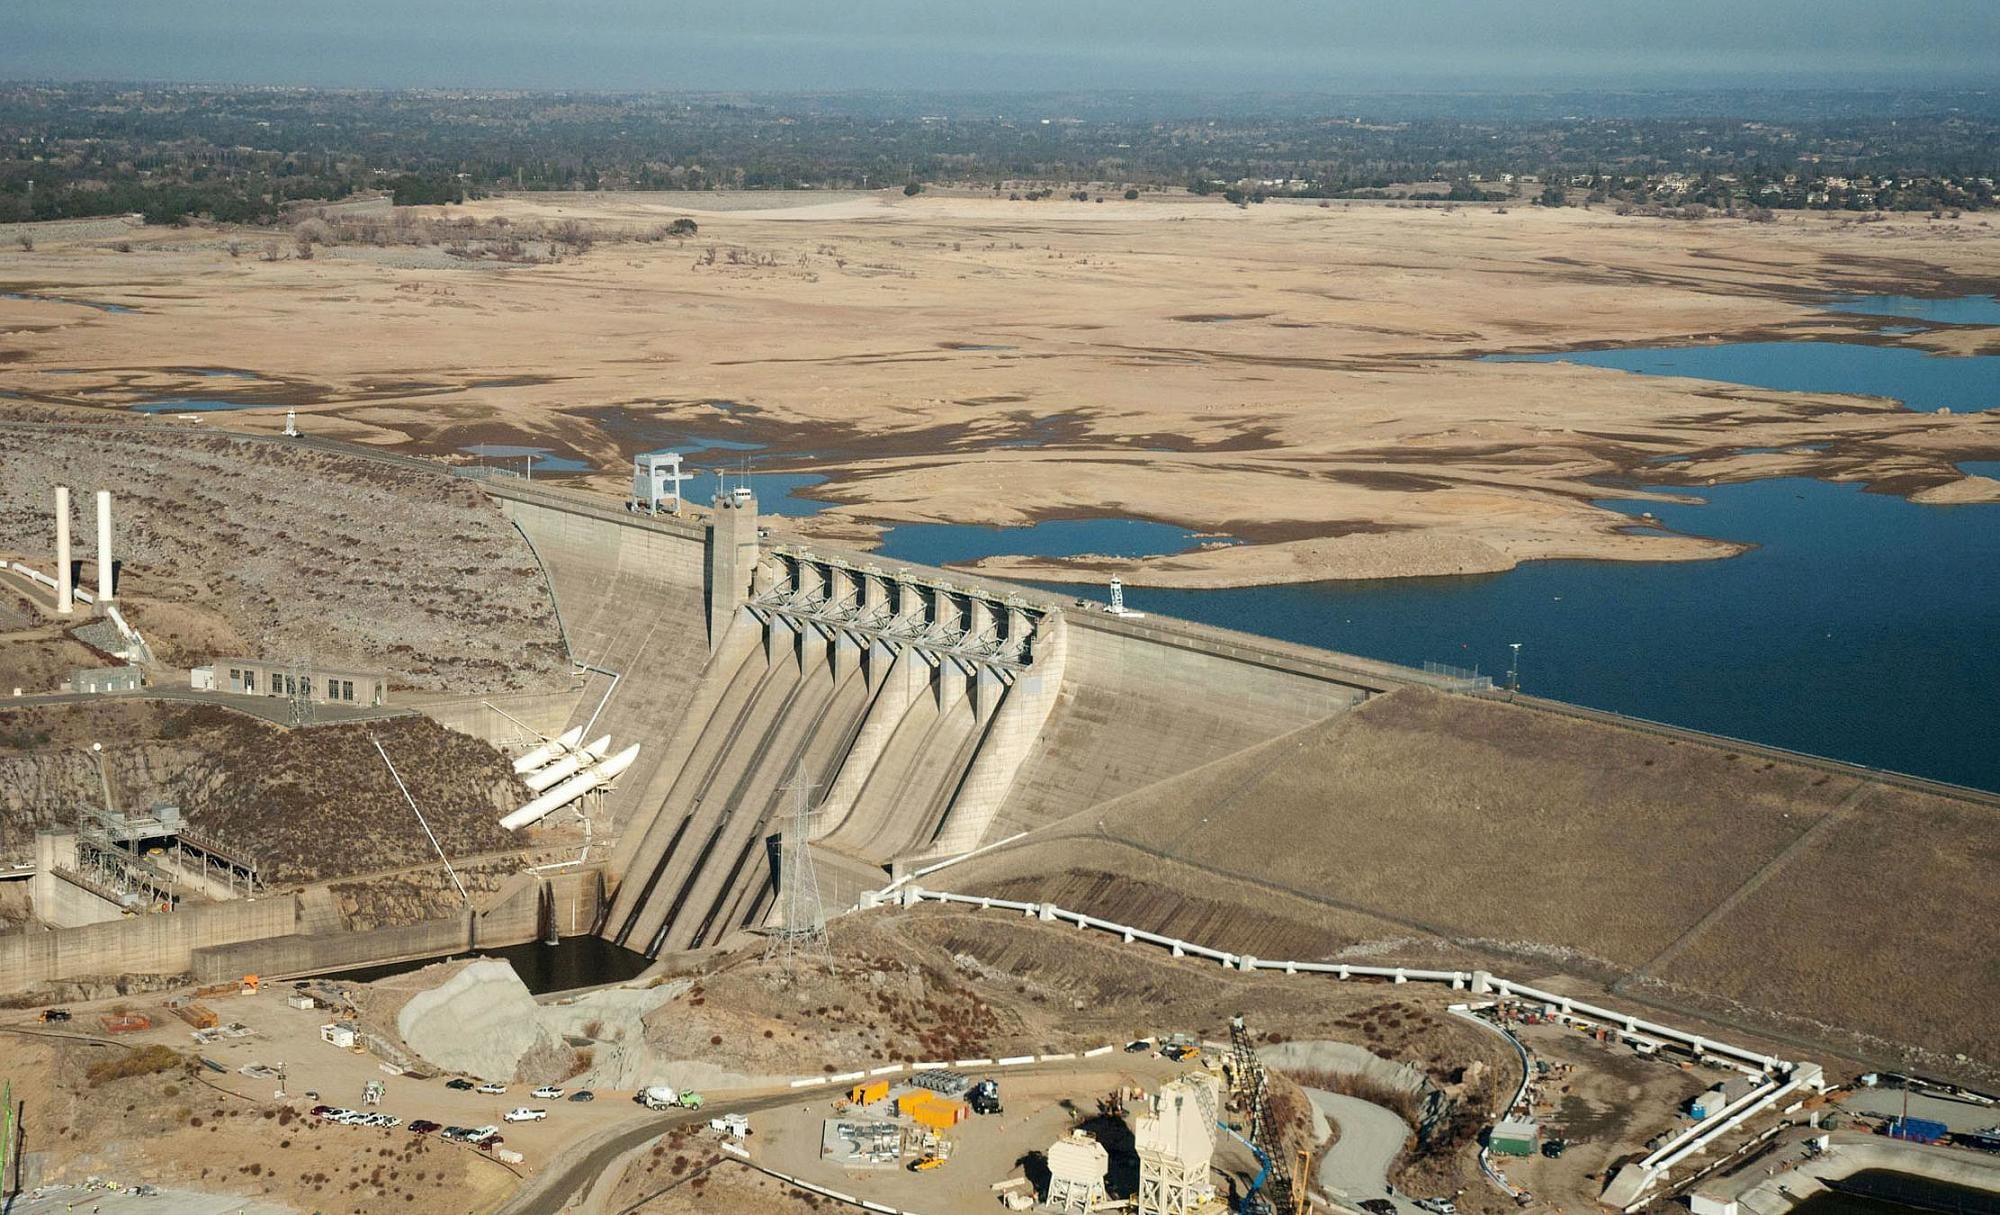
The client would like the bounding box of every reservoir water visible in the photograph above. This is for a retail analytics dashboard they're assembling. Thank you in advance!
[1041,472,2000,791]
[1485,341,1998,413]
[933,295,1998,790]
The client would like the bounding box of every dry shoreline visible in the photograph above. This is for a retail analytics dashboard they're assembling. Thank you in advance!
[4,193,1998,589]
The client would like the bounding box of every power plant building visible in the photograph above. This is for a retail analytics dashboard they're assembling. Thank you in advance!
[210,658,388,706]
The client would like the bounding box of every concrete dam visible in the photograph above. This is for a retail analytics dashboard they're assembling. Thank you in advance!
[490,480,1407,958]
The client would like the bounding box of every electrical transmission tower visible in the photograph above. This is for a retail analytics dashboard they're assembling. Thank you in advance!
[287,642,314,727]
[764,763,830,975]
[1227,1015,1296,1215]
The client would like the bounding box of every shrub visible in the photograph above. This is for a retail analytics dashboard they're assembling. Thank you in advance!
[86,1044,183,1086]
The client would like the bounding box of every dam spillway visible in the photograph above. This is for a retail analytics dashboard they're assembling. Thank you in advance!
[489,480,1390,958]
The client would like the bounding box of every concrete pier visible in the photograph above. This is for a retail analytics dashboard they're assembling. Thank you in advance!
[54,485,73,614]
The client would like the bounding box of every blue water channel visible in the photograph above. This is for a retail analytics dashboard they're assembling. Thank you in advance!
[130,397,274,414]
[690,471,830,517]
[1,291,135,313]
[1047,470,2000,792]
[1827,294,2000,326]
[1486,342,1998,413]
[459,443,592,472]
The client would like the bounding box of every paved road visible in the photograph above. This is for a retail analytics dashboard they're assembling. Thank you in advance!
[1304,1088,1422,1214]
[3,1186,293,1214]
[4,685,406,726]
[1840,1088,2000,1134]
[492,1089,804,1215]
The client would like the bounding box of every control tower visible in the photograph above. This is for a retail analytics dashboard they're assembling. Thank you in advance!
[705,486,758,647]
[633,450,691,515]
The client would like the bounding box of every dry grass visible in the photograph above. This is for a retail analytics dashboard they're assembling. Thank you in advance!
[950,687,1998,1078]
[1651,783,2000,1072]
[175,715,523,884]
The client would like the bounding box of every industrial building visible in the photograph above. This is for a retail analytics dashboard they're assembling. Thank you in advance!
[206,658,388,706]
[1135,1071,1221,1214]
[1490,1116,1541,1156]
[1690,1075,1759,1120]
[1043,1130,1111,1213]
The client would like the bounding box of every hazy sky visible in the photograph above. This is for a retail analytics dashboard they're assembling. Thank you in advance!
[10,0,1997,91]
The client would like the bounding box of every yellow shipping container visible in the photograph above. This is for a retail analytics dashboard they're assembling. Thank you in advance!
[907,1097,969,1131]
[850,1080,890,1105]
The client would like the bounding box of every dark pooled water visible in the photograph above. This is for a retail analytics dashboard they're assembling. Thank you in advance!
[315,936,651,996]
[1797,1170,2000,1215]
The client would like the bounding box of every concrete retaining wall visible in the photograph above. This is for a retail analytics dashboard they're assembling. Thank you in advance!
[989,617,1366,836]
[190,869,602,981]
[191,916,472,982]
[0,895,299,992]
[410,689,586,749]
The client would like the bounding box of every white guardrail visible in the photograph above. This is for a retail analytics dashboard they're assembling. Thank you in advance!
[842,884,1826,1208]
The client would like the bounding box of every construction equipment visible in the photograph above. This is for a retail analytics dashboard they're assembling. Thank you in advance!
[970,1078,1003,1115]
[1225,1015,1295,1215]
[1219,1122,1275,1213]
[638,1086,704,1111]
[911,1154,948,1172]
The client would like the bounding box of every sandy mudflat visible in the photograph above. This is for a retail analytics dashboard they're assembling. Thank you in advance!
[1909,473,2000,503]
[3,192,1998,584]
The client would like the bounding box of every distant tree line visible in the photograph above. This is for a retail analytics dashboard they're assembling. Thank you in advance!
[0,84,1994,225]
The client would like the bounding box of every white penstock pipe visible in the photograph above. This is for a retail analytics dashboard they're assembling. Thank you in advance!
[512,726,583,775]
[522,735,612,794]
[500,743,639,831]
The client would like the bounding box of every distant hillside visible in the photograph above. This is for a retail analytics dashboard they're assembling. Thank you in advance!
[0,423,568,693]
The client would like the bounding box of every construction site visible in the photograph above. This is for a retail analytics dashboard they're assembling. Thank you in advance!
[0,420,1996,1215]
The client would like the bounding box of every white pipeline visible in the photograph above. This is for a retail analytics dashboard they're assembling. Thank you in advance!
[500,743,639,831]
[512,725,583,774]
[522,734,612,793]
